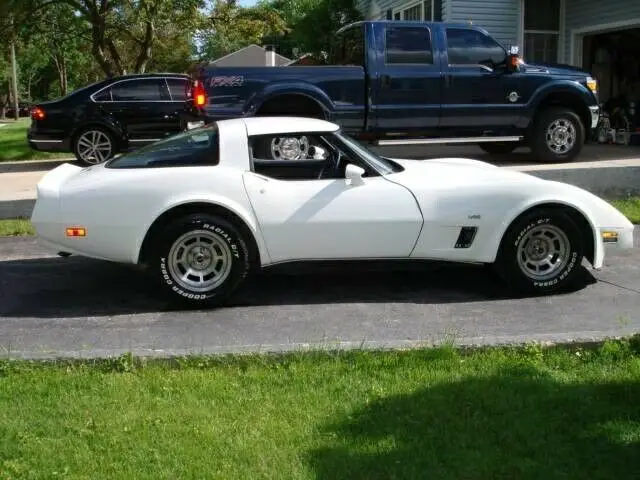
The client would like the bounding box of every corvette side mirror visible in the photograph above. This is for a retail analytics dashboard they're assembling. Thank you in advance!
[345,163,365,186]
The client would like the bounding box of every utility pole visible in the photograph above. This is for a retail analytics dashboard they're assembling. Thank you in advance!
[10,15,19,121]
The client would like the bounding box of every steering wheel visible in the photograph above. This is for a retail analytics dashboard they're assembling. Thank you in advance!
[317,148,342,180]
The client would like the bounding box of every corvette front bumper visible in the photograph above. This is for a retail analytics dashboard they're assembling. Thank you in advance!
[592,224,636,269]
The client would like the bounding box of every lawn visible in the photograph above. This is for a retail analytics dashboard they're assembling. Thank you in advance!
[0,119,70,162]
[0,339,639,479]
[0,218,34,236]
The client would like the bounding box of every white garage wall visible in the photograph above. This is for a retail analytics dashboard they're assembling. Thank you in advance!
[564,0,640,65]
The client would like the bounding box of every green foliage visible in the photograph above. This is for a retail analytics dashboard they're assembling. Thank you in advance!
[0,0,363,106]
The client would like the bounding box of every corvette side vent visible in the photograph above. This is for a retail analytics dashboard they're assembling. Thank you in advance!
[455,226,478,249]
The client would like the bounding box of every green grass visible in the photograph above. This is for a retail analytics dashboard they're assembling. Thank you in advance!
[0,119,70,162]
[610,197,640,224]
[0,218,35,236]
[0,339,639,479]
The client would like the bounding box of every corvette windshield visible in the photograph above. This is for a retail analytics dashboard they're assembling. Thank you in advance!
[333,131,402,174]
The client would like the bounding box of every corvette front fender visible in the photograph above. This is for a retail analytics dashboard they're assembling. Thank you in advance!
[484,195,602,267]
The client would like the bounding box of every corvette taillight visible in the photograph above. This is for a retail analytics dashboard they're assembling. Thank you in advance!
[31,106,45,120]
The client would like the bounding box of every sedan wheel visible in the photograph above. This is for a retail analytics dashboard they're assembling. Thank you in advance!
[74,128,114,165]
[493,209,585,294]
[152,213,252,305]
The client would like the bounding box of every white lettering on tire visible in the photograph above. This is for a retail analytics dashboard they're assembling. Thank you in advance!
[159,221,245,301]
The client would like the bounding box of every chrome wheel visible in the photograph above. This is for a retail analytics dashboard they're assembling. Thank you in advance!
[516,224,571,281]
[167,230,233,293]
[545,118,576,155]
[76,129,113,164]
[270,136,309,160]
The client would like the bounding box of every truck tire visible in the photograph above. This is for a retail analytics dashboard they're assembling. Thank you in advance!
[530,107,585,163]
[478,142,518,155]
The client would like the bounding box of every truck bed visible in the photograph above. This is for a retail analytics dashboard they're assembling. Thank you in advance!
[195,65,367,133]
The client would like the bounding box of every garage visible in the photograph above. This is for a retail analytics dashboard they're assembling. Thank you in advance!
[578,24,640,145]
[564,0,640,146]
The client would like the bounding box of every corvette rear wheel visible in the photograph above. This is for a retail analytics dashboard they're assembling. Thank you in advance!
[152,213,251,306]
[493,209,585,294]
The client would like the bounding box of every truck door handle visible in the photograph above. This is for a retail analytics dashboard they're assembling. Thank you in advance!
[380,75,391,88]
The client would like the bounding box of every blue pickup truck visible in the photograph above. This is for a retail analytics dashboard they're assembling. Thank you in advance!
[183,20,601,163]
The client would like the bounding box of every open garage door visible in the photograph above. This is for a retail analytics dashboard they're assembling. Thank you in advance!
[578,24,640,145]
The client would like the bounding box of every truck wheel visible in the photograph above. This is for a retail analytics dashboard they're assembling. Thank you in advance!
[530,107,585,163]
[478,142,518,155]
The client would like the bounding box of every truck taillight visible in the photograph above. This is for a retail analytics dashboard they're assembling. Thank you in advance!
[190,80,207,107]
[31,106,45,120]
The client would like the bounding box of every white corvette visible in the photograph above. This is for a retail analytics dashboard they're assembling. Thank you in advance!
[31,116,634,305]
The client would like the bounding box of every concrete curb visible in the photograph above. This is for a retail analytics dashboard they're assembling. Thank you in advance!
[522,165,640,199]
[1,163,639,220]
[0,159,75,174]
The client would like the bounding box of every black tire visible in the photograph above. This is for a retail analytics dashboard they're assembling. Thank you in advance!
[150,213,252,306]
[529,107,585,163]
[492,209,585,294]
[72,126,117,166]
[478,142,518,155]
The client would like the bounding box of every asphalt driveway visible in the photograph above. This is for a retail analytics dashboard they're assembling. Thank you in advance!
[0,231,638,359]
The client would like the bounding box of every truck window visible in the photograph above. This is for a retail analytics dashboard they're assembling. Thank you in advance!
[385,26,433,65]
[330,24,365,66]
[445,28,506,67]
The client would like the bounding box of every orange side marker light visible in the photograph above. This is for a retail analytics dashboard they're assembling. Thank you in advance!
[65,227,87,237]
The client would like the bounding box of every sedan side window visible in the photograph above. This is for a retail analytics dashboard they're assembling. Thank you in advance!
[166,78,188,101]
[445,28,506,67]
[110,78,167,101]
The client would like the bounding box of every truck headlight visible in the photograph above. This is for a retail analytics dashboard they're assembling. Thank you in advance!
[586,76,598,94]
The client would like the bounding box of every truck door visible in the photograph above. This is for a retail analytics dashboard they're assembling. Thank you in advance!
[440,27,520,130]
[372,23,443,133]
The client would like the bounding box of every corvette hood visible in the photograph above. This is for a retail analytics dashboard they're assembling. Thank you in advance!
[387,157,546,189]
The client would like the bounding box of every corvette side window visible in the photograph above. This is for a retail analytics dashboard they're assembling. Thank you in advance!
[106,125,220,168]
[249,133,359,181]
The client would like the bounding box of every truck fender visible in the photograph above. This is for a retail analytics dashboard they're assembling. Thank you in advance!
[527,80,595,114]
[244,82,334,118]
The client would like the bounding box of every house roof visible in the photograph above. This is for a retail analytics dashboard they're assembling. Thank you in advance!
[212,44,291,67]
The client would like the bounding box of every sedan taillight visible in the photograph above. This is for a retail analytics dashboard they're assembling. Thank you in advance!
[31,106,45,120]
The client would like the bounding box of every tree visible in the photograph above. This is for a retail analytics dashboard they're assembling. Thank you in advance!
[262,0,363,58]
[13,0,206,77]
[196,0,288,61]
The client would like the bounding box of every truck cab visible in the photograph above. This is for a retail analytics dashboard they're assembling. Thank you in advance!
[185,20,600,163]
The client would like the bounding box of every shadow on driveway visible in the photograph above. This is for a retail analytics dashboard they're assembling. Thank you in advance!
[0,256,596,318]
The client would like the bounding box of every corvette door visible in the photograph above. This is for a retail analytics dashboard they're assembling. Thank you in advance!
[242,173,423,264]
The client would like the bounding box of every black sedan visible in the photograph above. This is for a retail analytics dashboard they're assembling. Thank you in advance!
[27,73,201,166]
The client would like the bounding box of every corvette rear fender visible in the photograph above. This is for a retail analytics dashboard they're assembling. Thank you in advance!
[486,197,600,267]
[134,195,270,266]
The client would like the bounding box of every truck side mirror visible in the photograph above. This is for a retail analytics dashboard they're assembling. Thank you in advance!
[506,45,522,72]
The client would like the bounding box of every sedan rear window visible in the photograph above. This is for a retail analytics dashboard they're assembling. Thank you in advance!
[106,125,219,169]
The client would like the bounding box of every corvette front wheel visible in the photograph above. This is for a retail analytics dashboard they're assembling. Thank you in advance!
[152,213,252,306]
[493,209,585,294]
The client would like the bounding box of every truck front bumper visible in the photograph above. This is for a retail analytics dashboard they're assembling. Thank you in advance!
[589,105,600,129]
